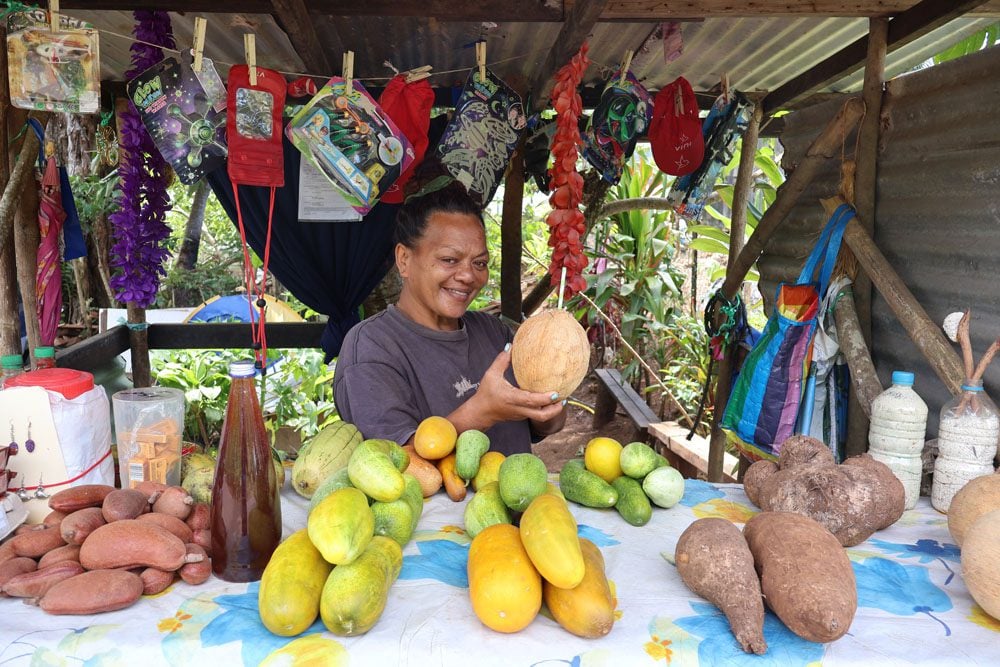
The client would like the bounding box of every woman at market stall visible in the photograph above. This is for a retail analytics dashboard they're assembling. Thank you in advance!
[333,163,567,455]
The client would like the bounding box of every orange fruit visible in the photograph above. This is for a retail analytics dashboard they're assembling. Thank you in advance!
[584,437,623,483]
[414,416,458,460]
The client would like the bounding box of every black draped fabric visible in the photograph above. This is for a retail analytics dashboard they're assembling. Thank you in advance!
[206,136,400,361]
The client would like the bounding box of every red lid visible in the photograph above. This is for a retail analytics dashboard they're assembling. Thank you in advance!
[4,368,95,399]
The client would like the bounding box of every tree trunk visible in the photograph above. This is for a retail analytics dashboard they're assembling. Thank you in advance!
[172,180,209,306]
[0,26,20,355]
[362,267,402,317]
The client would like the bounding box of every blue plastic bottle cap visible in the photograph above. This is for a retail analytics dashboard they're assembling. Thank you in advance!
[892,371,914,386]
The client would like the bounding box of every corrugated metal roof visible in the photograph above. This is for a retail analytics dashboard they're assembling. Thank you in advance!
[68,10,997,99]
[768,45,1000,433]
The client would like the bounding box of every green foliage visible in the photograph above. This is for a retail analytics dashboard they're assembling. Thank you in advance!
[658,312,713,432]
[68,171,119,232]
[152,348,338,448]
[933,23,1000,64]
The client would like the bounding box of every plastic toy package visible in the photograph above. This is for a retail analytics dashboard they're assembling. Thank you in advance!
[581,69,652,184]
[287,77,415,215]
[437,67,527,207]
[6,9,101,113]
[127,54,228,184]
[226,64,286,188]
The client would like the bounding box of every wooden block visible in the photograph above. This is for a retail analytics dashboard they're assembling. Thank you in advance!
[127,457,150,488]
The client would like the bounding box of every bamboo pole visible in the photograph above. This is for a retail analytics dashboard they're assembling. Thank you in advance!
[127,303,151,388]
[500,138,526,323]
[0,25,19,355]
[708,104,763,482]
[721,97,866,300]
[846,17,888,455]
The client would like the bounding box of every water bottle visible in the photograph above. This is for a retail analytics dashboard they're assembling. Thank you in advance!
[868,371,928,510]
[932,378,998,513]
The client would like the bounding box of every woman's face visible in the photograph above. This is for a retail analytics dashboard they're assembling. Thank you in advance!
[396,211,489,331]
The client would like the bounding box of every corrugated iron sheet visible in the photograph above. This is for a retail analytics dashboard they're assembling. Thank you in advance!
[63,10,998,100]
[771,45,1000,432]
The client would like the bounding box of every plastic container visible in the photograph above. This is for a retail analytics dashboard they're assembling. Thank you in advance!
[867,370,929,510]
[211,360,281,582]
[1,354,24,387]
[4,368,93,399]
[33,347,56,370]
[932,379,999,513]
[112,387,185,489]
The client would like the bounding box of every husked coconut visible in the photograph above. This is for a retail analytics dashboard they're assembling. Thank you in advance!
[511,309,590,400]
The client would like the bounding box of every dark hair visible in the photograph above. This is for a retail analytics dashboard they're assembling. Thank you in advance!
[393,158,484,248]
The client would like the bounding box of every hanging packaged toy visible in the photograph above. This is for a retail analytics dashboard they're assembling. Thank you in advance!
[226,64,285,187]
[581,69,652,184]
[437,67,527,207]
[6,9,100,113]
[127,54,227,184]
[287,76,415,215]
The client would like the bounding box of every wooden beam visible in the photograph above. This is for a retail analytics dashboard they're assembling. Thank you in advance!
[55,325,130,373]
[500,138,526,323]
[833,290,882,422]
[127,304,151,388]
[528,0,610,113]
[603,0,1000,19]
[764,0,993,113]
[270,0,336,74]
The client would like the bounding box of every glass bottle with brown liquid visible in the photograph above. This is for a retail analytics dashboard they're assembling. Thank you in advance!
[211,360,282,582]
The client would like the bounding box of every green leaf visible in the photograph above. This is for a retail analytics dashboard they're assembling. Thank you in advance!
[688,225,731,244]
[689,237,730,255]
[755,154,784,185]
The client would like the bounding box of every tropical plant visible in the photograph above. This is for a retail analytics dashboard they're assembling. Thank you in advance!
[932,23,999,65]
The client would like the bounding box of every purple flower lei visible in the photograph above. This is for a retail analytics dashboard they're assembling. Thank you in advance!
[108,11,175,307]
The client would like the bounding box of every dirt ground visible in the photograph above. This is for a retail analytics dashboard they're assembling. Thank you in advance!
[532,374,642,472]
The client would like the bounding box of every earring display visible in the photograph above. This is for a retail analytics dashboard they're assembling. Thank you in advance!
[34,474,49,499]
[8,420,18,456]
[25,419,34,454]
[16,475,31,502]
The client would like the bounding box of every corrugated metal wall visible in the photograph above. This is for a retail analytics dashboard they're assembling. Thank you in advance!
[767,45,1000,434]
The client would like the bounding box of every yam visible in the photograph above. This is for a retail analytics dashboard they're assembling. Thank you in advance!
[743,460,778,508]
[744,512,856,643]
[39,569,144,615]
[776,435,835,470]
[842,454,905,530]
[79,520,194,571]
[948,474,1000,547]
[0,557,38,592]
[9,525,67,558]
[179,544,212,585]
[132,480,170,496]
[38,544,82,569]
[0,539,18,565]
[152,486,195,520]
[60,507,106,545]
[43,510,68,527]
[3,561,85,598]
[140,567,176,595]
[960,508,1000,620]
[137,513,194,543]
[675,518,766,654]
[102,488,153,522]
[48,484,115,513]
[186,503,211,532]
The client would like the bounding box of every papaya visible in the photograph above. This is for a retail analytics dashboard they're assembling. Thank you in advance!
[292,421,363,498]
[308,468,354,514]
[348,439,405,503]
[320,536,402,636]
[463,482,511,539]
[519,493,585,589]
[307,488,374,565]
[468,524,542,633]
[258,529,333,636]
[559,459,618,508]
[455,430,490,481]
[543,538,615,638]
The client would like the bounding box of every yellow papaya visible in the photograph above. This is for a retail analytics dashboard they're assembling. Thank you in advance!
[543,538,615,638]
[307,487,374,565]
[258,529,333,636]
[320,535,402,636]
[519,492,585,589]
[468,523,541,633]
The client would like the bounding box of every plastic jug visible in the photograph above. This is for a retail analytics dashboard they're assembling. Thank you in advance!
[932,378,998,513]
[867,371,928,510]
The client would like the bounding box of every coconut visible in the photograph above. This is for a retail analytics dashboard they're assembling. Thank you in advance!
[948,473,1000,547]
[510,309,590,400]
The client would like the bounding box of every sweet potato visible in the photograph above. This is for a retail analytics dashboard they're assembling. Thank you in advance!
[60,507,106,545]
[43,510,68,527]
[186,503,211,531]
[403,445,443,497]
[675,518,766,654]
[191,529,212,555]
[38,544,82,569]
[79,520,198,571]
[140,567,175,595]
[132,480,169,496]
[102,488,153,522]
[437,453,467,502]
[0,557,38,592]
[15,523,44,536]
[3,561,85,598]
[743,511,856,643]
[39,569,144,615]
[137,513,193,543]
[48,484,115,513]
[152,486,194,520]
[0,539,17,565]
[10,525,67,558]
[179,544,211,585]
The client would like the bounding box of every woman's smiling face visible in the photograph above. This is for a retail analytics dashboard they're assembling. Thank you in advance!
[396,211,489,331]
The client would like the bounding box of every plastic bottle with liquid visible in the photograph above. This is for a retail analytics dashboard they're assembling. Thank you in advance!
[211,360,282,582]
[867,370,929,510]
[932,378,999,513]
[34,347,56,370]
[1,354,24,388]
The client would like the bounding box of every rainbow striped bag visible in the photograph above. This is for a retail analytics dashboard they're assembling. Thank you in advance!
[721,205,855,461]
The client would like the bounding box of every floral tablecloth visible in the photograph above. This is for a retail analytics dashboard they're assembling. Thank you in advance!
[1,479,997,666]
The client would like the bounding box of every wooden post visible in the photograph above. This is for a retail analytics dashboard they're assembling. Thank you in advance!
[0,24,20,355]
[833,289,882,423]
[842,218,964,395]
[721,97,865,300]
[127,303,151,387]
[708,104,762,482]
[845,17,888,455]
[500,137,525,322]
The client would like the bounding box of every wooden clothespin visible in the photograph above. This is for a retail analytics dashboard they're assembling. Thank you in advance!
[49,0,59,32]
[244,34,257,85]
[405,65,433,84]
[619,50,634,87]
[343,51,355,91]
[674,85,684,116]
[476,41,487,81]
[192,17,207,73]
[721,72,730,103]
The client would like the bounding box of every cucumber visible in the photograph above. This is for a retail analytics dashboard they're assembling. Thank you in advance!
[559,459,618,508]
[348,440,405,502]
[620,442,658,479]
[371,498,415,546]
[464,481,512,538]
[498,453,548,512]
[308,467,354,514]
[455,430,491,481]
[611,476,652,526]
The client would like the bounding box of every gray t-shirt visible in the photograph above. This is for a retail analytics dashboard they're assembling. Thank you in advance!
[333,305,533,455]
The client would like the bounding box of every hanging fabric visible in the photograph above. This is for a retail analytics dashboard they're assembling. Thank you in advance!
[378,75,434,204]
[26,120,66,347]
[649,76,703,176]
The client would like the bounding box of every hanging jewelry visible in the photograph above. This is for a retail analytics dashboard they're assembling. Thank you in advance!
[24,420,34,454]
[33,475,48,499]
[8,420,17,456]
[16,475,30,502]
